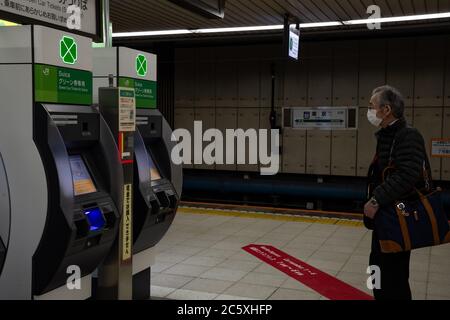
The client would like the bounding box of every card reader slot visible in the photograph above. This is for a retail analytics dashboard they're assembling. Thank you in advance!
[156,191,170,209]
[75,219,90,239]
[155,213,166,224]
[168,194,177,209]
[85,235,102,249]
[102,211,116,229]
[149,198,160,215]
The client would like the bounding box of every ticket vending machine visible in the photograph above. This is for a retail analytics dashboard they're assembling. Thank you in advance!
[0,25,122,300]
[0,152,8,277]
[93,47,182,299]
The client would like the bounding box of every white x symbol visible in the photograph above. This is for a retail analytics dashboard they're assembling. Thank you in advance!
[137,58,146,74]
[62,40,76,62]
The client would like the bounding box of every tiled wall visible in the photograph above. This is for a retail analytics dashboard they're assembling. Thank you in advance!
[174,36,450,181]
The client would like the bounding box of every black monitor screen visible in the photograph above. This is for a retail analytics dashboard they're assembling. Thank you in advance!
[288,25,300,61]
[148,153,162,181]
[69,155,97,196]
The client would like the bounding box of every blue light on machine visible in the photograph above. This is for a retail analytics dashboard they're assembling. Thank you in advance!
[84,208,106,232]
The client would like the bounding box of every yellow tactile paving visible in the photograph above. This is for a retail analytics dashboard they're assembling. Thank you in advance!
[177,206,365,228]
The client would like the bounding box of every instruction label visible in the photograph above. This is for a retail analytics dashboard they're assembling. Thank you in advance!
[118,88,136,132]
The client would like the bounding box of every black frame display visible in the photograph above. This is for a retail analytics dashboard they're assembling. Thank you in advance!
[284,19,300,62]
[169,0,226,19]
[0,0,103,41]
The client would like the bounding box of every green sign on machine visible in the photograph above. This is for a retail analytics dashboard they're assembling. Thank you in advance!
[34,64,93,105]
[60,36,78,65]
[119,77,157,109]
[34,36,93,105]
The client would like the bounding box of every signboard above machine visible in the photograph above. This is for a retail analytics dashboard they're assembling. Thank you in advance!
[283,107,358,130]
[169,0,226,19]
[0,0,102,41]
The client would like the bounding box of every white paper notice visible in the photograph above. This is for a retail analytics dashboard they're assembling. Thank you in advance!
[118,88,136,132]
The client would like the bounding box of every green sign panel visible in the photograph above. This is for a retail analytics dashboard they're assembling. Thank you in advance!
[119,77,156,109]
[60,36,78,65]
[136,54,148,77]
[34,64,93,105]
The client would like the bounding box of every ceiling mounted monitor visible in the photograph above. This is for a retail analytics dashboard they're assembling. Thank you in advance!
[283,15,300,62]
[169,0,226,19]
[287,24,300,61]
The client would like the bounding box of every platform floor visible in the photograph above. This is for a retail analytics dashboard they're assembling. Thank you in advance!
[150,206,450,300]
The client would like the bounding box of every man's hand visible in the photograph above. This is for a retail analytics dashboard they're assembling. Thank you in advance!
[364,200,380,219]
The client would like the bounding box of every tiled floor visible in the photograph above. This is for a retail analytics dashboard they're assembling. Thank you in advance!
[150,208,450,300]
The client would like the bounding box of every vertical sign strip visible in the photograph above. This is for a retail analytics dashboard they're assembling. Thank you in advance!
[122,184,132,261]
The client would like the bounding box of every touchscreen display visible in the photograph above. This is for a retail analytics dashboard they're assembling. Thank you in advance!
[69,155,97,196]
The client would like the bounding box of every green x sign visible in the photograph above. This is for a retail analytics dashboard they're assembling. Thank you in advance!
[136,54,147,77]
[60,36,78,65]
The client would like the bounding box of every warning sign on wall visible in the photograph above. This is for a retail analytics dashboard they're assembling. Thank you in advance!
[431,139,450,158]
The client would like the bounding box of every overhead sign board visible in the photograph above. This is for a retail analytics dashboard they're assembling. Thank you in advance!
[284,107,358,130]
[0,0,102,41]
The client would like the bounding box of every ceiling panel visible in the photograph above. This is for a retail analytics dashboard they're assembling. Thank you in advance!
[386,0,405,16]
[398,0,417,15]
[440,0,450,13]
[110,0,450,33]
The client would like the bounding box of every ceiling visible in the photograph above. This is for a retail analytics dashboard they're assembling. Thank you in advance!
[110,0,450,33]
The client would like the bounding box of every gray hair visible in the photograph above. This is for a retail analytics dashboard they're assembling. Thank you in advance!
[372,85,405,119]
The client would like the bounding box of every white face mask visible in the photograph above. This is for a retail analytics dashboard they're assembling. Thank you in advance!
[367,109,383,127]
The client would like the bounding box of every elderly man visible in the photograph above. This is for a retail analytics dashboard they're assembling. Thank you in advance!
[364,85,433,300]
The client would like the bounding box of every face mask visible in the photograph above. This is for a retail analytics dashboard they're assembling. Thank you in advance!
[367,109,383,127]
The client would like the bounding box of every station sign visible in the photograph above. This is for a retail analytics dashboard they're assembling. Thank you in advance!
[284,107,358,130]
